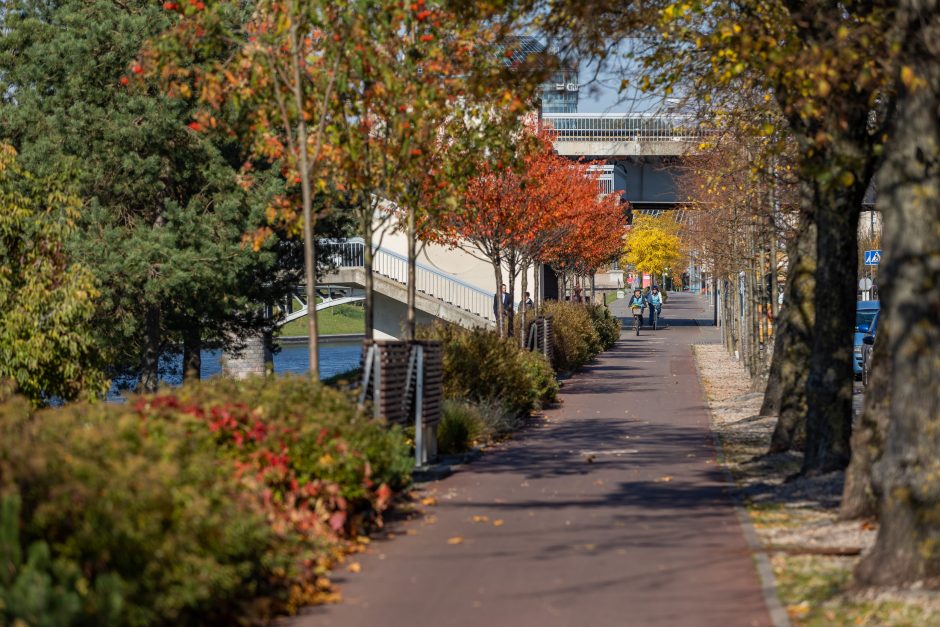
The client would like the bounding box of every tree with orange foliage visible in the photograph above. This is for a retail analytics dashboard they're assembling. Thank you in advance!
[445,123,623,337]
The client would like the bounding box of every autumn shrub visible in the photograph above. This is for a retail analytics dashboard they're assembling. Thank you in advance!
[417,322,556,417]
[516,348,559,405]
[0,376,413,626]
[437,400,484,455]
[138,376,412,540]
[0,388,298,627]
[587,303,621,351]
[540,301,602,372]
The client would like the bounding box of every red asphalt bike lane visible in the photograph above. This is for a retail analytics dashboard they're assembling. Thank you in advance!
[289,294,773,627]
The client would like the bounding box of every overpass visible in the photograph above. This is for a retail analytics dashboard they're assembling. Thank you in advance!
[545,113,706,212]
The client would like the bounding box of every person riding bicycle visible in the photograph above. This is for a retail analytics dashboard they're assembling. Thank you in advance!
[646,285,663,327]
[629,288,645,326]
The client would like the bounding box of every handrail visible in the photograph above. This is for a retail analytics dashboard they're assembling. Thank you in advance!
[542,113,709,142]
[375,246,495,299]
[321,239,496,323]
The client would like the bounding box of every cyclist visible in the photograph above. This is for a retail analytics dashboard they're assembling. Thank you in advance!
[647,285,663,327]
[629,288,646,333]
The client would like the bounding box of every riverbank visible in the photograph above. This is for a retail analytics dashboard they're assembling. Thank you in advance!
[278,334,364,345]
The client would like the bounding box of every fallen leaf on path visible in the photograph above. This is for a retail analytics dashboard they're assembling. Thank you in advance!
[585,454,596,464]
[421,496,438,506]
[594,480,605,486]
[493,519,504,527]
[347,562,361,573]
[424,515,438,524]
[447,536,464,545]
[472,515,490,523]
[584,544,596,550]
[657,476,673,482]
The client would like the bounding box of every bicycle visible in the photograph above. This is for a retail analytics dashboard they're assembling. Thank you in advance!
[631,306,643,336]
[652,305,661,331]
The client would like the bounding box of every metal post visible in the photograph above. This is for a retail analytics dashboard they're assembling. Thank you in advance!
[713,276,719,326]
[414,344,425,467]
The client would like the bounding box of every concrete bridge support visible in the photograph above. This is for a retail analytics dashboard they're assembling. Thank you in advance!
[222,333,273,379]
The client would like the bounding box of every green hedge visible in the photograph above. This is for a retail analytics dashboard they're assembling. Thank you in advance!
[540,301,601,372]
[540,302,620,372]
[0,377,412,626]
[587,303,621,351]
[417,323,558,417]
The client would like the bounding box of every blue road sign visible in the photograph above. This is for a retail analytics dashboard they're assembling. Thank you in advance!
[864,249,882,266]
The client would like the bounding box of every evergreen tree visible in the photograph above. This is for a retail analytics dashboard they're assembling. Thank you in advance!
[0,0,298,389]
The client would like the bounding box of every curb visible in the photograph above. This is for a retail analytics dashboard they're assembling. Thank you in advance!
[691,344,792,627]
[412,448,483,483]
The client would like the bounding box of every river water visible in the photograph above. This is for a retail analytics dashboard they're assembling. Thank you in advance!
[107,339,362,400]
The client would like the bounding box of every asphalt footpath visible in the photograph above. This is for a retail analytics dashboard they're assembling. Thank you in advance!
[288,293,773,627]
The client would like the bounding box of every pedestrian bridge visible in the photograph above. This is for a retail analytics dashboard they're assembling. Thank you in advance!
[285,239,496,339]
[544,113,708,158]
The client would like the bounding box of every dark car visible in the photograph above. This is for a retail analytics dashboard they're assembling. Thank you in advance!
[860,311,879,387]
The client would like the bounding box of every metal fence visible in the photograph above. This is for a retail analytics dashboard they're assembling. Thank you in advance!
[543,113,708,142]
[321,239,496,322]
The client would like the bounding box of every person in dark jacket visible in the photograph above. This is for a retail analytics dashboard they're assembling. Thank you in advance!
[493,284,512,335]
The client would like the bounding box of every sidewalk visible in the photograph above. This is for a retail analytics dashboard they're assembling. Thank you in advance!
[290,294,773,627]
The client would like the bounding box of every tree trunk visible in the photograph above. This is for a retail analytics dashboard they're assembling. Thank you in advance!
[290,24,319,379]
[840,313,892,519]
[182,322,201,383]
[768,205,818,453]
[507,252,517,338]
[855,1,940,584]
[362,203,375,341]
[533,261,541,311]
[492,258,505,338]
[762,209,815,422]
[519,261,529,349]
[802,180,865,475]
[405,203,417,341]
[138,305,161,393]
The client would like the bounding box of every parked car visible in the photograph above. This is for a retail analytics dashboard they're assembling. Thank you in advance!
[860,311,879,387]
[854,300,880,378]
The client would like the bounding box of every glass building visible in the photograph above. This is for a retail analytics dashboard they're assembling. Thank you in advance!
[500,36,579,114]
[540,66,579,114]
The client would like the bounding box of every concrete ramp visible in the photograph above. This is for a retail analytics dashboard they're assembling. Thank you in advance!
[319,240,496,339]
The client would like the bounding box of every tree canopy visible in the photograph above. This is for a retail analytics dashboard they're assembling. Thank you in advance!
[0,0,296,389]
[0,145,106,404]
[622,214,685,280]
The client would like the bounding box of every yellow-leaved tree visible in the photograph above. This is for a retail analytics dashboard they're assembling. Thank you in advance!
[621,215,684,284]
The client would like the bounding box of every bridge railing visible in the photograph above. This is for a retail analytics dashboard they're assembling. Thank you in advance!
[322,239,496,323]
[543,113,708,143]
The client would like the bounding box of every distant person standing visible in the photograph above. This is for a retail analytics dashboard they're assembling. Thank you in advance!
[518,292,534,312]
[493,284,512,335]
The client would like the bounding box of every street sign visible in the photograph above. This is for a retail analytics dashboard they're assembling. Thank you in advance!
[864,249,882,265]
[859,278,873,291]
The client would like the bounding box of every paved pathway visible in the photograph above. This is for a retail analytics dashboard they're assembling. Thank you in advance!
[291,294,773,627]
